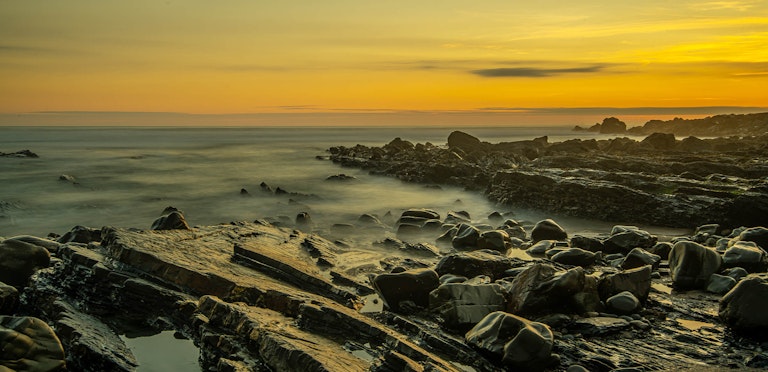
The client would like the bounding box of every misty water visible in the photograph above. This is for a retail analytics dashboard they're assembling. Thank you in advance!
[1,126,677,238]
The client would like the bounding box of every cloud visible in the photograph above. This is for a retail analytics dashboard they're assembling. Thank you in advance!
[470,65,606,78]
[473,106,768,115]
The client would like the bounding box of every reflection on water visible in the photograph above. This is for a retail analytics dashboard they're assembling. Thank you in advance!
[121,331,200,372]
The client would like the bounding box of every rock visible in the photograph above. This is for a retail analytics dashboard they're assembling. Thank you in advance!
[488,211,504,222]
[151,209,191,230]
[429,283,507,330]
[620,247,661,270]
[603,226,656,254]
[295,212,312,232]
[733,227,768,252]
[0,237,51,288]
[477,230,511,252]
[435,251,522,281]
[5,235,61,254]
[598,265,652,303]
[0,282,18,315]
[720,277,768,333]
[598,117,627,134]
[571,317,630,336]
[641,132,676,150]
[0,316,66,371]
[58,225,102,244]
[647,242,672,257]
[445,211,471,224]
[465,311,555,371]
[395,223,422,239]
[530,219,567,243]
[372,268,440,313]
[325,174,356,181]
[401,208,440,221]
[569,235,604,252]
[526,240,555,255]
[0,149,39,158]
[505,264,601,315]
[706,274,737,295]
[448,131,484,152]
[722,241,767,272]
[605,291,640,314]
[668,241,722,289]
[551,248,599,267]
[723,267,749,281]
[452,224,481,250]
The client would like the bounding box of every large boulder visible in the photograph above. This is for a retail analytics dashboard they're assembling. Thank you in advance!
[400,208,440,221]
[0,238,51,288]
[151,208,191,230]
[598,117,627,134]
[668,241,722,289]
[620,248,661,270]
[733,227,768,252]
[722,241,767,273]
[452,224,481,250]
[720,277,768,333]
[465,311,555,371]
[0,316,66,371]
[530,219,567,243]
[429,282,506,330]
[641,132,676,150]
[603,226,656,254]
[435,251,520,281]
[477,230,511,252]
[448,131,484,153]
[372,268,440,313]
[57,225,102,244]
[597,265,652,303]
[551,248,599,267]
[505,263,601,315]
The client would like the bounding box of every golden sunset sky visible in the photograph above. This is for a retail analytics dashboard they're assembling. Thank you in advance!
[1,1,767,125]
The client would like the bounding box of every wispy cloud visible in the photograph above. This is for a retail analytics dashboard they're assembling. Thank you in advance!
[690,1,759,11]
[470,65,607,78]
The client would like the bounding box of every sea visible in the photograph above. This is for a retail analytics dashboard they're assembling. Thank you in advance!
[0,126,674,239]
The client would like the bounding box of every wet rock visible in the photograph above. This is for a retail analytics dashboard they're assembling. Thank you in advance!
[605,291,640,314]
[722,241,767,272]
[1,149,39,158]
[465,311,555,371]
[401,208,441,221]
[477,230,511,252]
[571,316,630,336]
[646,242,672,257]
[641,132,676,150]
[668,241,722,289]
[506,263,601,315]
[603,226,656,254]
[151,208,191,230]
[620,247,661,270]
[4,235,61,254]
[448,131,484,153]
[435,251,522,280]
[720,276,768,333]
[723,267,749,281]
[570,235,604,252]
[0,316,66,371]
[372,268,440,313]
[0,282,18,315]
[526,240,555,255]
[57,225,102,244]
[452,224,481,250]
[598,265,652,303]
[551,248,600,267]
[530,219,567,243]
[429,282,506,329]
[733,226,768,252]
[445,211,471,224]
[706,274,737,295]
[0,237,51,288]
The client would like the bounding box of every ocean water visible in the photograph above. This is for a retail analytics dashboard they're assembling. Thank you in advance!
[1,125,647,238]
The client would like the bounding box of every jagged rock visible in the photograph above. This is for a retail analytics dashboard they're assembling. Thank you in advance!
[452,224,481,250]
[57,225,102,244]
[435,251,523,281]
[477,230,511,252]
[372,268,439,313]
[720,277,768,333]
[530,219,567,243]
[603,226,656,254]
[151,209,191,230]
[707,274,737,295]
[605,291,640,314]
[465,311,555,371]
[505,263,601,315]
[325,173,356,181]
[723,241,767,272]
[0,282,18,315]
[668,241,722,289]
[598,265,652,303]
[0,149,39,158]
[429,282,506,329]
[620,247,661,270]
[0,237,51,288]
[551,248,599,267]
[641,132,676,150]
[598,117,627,134]
[448,131,484,152]
[0,316,66,371]
[570,235,604,252]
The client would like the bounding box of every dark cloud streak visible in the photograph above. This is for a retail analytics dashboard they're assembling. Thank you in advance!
[470,65,606,77]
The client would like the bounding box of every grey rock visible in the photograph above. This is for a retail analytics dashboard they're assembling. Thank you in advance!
[530,219,567,243]
[465,311,555,371]
[429,283,506,329]
[733,226,768,252]
[448,131,484,153]
[0,237,51,288]
[372,268,440,313]
[435,251,521,281]
[570,235,604,252]
[506,264,601,315]
[551,248,599,267]
[668,241,722,289]
[0,282,18,315]
[706,274,737,295]
[723,241,767,272]
[605,291,640,314]
[604,226,656,254]
[151,210,191,230]
[0,316,66,371]
[620,247,661,270]
[527,240,555,255]
[452,223,481,250]
[571,316,630,336]
[720,276,768,333]
[58,225,102,244]
[477,230,511,252]
[723,267,749,281]
[598,265,652,303]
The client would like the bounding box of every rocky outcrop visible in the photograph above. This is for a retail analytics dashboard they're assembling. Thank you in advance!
[0,149,39,158]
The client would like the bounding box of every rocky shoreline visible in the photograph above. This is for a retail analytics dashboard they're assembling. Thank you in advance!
[3,118,768,371]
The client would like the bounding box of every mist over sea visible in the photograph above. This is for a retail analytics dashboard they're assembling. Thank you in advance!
[1,126,655,238]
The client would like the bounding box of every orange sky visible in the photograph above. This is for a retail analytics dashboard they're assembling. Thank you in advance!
[1,1,767,125]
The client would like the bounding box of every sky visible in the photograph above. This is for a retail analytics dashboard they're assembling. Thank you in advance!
[1,1,767,126]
